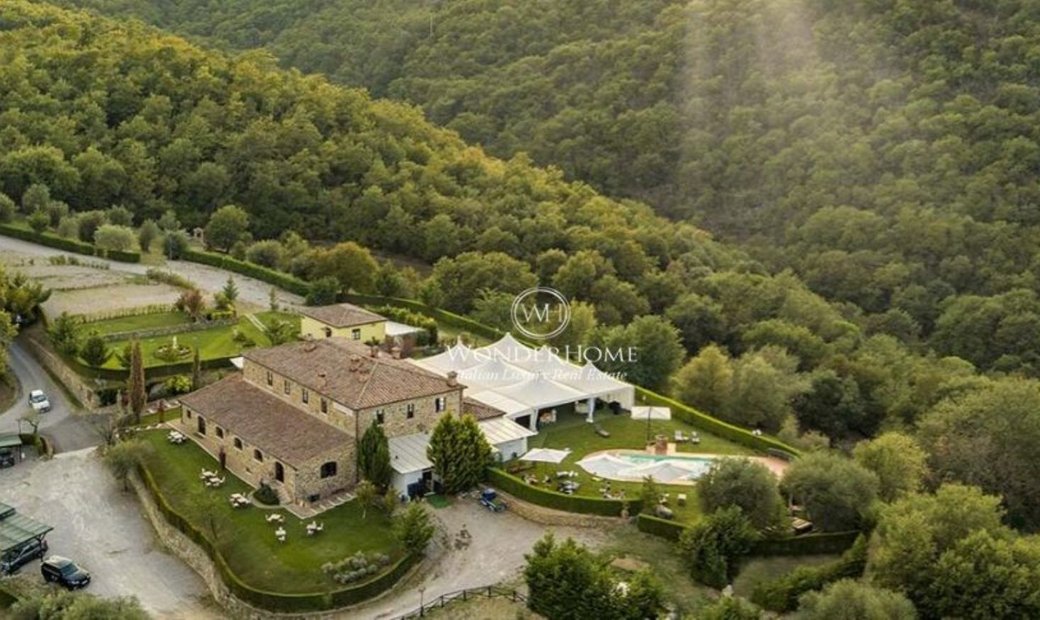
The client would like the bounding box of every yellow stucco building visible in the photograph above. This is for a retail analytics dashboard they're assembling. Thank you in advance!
[298,302,386,343]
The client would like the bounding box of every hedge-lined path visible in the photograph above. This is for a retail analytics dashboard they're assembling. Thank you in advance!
[354,498,606,619]
[0,448,217,619]
[0,235,303,312]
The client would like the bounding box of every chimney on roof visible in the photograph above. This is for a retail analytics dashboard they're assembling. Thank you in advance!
[349,354,361,372]
[447,371,458,388]
[391,345,401,359]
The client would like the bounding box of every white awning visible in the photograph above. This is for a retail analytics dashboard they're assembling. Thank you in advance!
[520,448,571,464]
[495,374,586,410]
[479,417,537,446]
[389,432,432,474]
[630,406,671,421]
[467,390,532,416]
[229,356,244,370]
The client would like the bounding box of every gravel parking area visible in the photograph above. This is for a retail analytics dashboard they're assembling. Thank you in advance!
[0,449,217,619]
[355,499,607,619]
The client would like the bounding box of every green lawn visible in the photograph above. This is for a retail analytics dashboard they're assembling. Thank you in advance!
[139,430,403,593]
[99,316,272,368]
[82,311,191,335]
[602,527,715,615]
[255,310,301,331]
[732,554,841,598]
[515,410,757,523]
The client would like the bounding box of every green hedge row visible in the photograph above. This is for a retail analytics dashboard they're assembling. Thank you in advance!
[487,468,642,517]
[750,535,868,612]
[636,513,688,540]
[0,223,141,262]
[65,350,233,382]
[751,530,860,556]
[180,249,310,296]
[635,388,800,457]
[137,463,417,612]
[637,512,860,557]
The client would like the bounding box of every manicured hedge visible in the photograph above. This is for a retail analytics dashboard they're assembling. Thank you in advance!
[137,463,416,612]
[751,530,860,556]
[750,535,868,612]
[180,249,310,296]
[636,513,688,540]
[65,350,233,381]
[0,223,140,262]
[487,468,642,517]
[637,512,860,558]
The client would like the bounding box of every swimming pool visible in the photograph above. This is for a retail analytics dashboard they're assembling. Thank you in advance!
[577,451,718,484]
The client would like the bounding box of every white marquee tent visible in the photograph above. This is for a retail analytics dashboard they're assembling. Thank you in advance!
[410,334,636,430]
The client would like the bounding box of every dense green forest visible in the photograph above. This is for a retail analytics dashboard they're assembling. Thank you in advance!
[49,0,1040,379]
[5,0,1040,528]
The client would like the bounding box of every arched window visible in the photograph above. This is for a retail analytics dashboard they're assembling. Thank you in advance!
[320,461,337,479]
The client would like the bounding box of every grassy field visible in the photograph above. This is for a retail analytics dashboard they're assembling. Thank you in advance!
[87,311,298,369]
[518,411,756,522]
[732,554,841,598]
[602,527,716,615]
[138,430,403,593]
[82,311,191,335]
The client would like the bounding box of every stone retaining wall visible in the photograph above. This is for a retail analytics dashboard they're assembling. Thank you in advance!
[23,333,98,408]
[494,489,629,529]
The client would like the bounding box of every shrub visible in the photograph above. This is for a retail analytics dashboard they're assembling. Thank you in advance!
[0,192,15,222]
[163,375,193,395]
[306,276,340,306]
[56,215,80,238]
[254,482,279,505]
[146,268,195,289]
[28,209,49,232]
[163,230,191,259]
[678,507,759,588]
[94,224,137,251]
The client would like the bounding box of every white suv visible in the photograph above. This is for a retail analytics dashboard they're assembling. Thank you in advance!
[28,390,51,413]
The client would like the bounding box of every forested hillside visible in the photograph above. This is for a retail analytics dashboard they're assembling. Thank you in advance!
[6,0,1040,536]
[51,0,1040,378]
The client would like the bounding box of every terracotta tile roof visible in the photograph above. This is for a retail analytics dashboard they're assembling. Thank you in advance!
[242,338,462,410]
[463,397,507,421]
[179,374,351,466]
[297,303,385,328]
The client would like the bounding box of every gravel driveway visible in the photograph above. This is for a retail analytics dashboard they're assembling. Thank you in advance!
[0,236,302,310]
[353,500,607,619]
[0,449,217,619]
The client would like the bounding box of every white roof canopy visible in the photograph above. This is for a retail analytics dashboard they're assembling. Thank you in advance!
[386,321,425,337]
[411,332,635,416]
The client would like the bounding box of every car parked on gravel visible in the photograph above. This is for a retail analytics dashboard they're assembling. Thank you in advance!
[41,555,91,589]
[0,539,48,575]
[28,390,51,413]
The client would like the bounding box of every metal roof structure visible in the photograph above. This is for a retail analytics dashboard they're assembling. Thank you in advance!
[389,432,433,475]
[478,416,537,445]
[0,503,52,554]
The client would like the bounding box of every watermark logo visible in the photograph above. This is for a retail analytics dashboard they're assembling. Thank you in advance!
[510,286,571,341]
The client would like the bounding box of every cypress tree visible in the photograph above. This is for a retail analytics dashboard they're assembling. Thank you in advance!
[191,346,201,391]
[358,421,392,490]
[128,339,146,423]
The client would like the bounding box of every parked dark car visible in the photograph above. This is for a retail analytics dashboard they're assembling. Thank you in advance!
[41,556,91,589]
[0,448,15,468]
[0,538,48,574]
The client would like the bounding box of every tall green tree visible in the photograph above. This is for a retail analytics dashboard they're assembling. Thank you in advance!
[780,452,878,532]
[596,315,684,392]
[852,432,928,502]
[426,413,491,494]
[795,579,917,620]
[357,421,392,491]
[394,502,435,555]
[678,507,759,589]
[698,458,785,530]
[204,204,249,252]
[80,332,111,367]
[128,339,146,423]
[190,347,201,391]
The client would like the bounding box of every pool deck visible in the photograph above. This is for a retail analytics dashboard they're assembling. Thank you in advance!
[581,445,790,481]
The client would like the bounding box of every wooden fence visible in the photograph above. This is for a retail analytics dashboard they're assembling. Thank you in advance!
[393,586,527,619]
